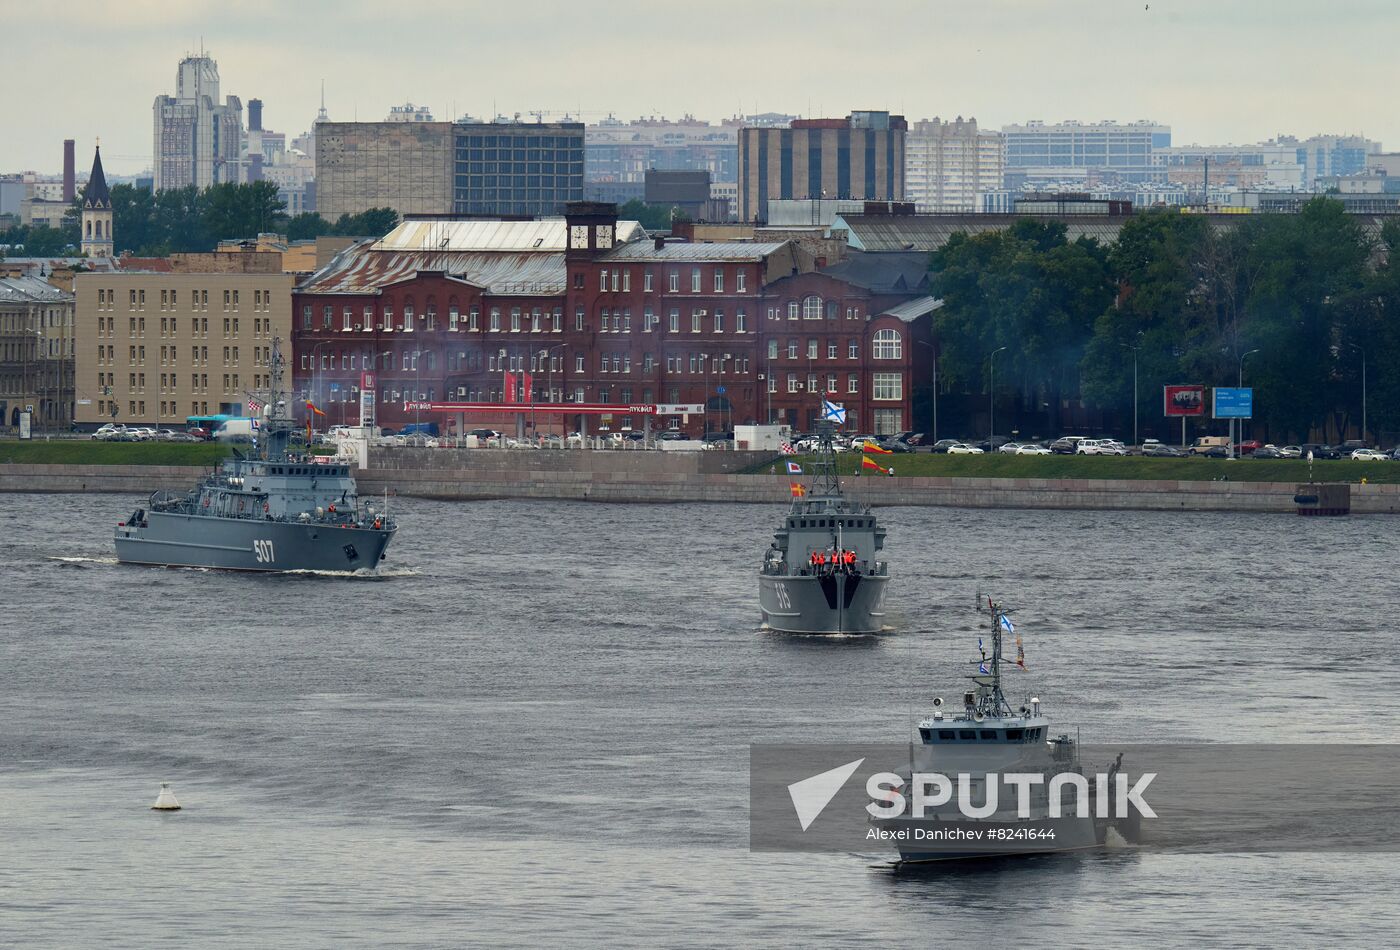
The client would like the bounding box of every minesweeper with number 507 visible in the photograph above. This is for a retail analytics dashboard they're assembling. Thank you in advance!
[113,340,396,572]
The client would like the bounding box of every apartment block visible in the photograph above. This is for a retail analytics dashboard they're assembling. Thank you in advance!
[74,271,293,428]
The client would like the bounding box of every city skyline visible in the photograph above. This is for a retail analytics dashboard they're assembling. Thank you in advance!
[7,0,1396,176]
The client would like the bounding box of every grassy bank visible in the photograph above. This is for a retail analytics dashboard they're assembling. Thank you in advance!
[0,440,233,466]
[771,453,1400,483]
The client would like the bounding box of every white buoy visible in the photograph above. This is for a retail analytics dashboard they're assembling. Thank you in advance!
[151,783,182,811]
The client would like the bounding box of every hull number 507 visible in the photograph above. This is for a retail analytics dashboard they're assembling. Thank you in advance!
[253,539,276,563]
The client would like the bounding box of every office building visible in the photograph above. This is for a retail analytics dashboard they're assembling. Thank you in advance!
[738,111,906,222]
[74,262,293,428]
[316,119,584,219]
[1001,119,1170,186]
[905,117,1005,211]
[584,115,740,192]
[152,54,245,191]
[0,276,75,431]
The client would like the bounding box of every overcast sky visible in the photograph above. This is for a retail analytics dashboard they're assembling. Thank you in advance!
[10,0,1396,176]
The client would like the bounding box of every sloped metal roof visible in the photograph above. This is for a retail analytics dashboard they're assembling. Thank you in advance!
[837,213,1131,252]
[298,243,567,296]
[374,217,645,252]
[0,275,73,303]
[819,250,931,293]
[879,295,941,322]
[601,241,790,262]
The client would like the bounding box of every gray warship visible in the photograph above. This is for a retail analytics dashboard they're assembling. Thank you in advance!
[871,596,1112,865]
[758,424,889,634]
[114,340,396,572]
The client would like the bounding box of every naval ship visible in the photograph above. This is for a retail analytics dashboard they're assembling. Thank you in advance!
[871,596,1118,865]
[114,340,396,572]
[758,423,889,633]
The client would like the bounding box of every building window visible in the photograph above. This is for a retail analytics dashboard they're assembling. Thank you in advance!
[491,308,501,332]
[737,271,746,293]
[848,374,859,394]
[848,339,859,360]
[713,270,724,293]
[691,311,703,333]
[575,354,585,372]
[787,373,800,393]
[575,307,585,331]
[611,271,620,293]
[787,340,798,359]
[669,309,680,333]
[669,271,679,293]
[802,296,823,320]
[531,308,541,333]
[691,268,701,293]
[343,307,353,331]
[828,340,838,359]
[644,271,653,292]
[873,328,903,360]
[807,339,818,359]
[470,307,480,331]
[600,269,609,292]
[713,311,723,334]
[767,339,779,360]
[872,373,902,400]
[787,301,799,320]
[301,306,312,329]
[807,373,817,393]
[736,310,747,333]
[767,375,777,394]
[827,374,837,393]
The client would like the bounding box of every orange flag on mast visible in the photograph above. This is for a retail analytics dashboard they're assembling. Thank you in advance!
[862,441,892,454]
[861,455,887,474]
[790,482,807,497]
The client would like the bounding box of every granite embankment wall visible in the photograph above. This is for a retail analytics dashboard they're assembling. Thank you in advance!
[8,449,1397,513]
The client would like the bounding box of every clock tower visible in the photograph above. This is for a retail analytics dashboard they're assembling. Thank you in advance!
[563,201,619,262]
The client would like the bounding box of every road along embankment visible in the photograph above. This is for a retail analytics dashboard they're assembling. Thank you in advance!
[4,449,1397,513]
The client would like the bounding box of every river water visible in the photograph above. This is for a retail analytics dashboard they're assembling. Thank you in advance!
[2,492,1398,947]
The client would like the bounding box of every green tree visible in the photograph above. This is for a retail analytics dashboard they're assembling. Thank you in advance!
[930,219,1112,434]
[332,207,399,237]
[201,181,287,244]
[618,199,684,231]
[287,212,332,241]
[1362,220,1400,439]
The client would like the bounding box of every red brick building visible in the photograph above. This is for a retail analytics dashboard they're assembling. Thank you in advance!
[291,203,934,437]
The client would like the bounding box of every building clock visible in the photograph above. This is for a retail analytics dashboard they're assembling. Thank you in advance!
[570,225,589,249]
[596,224,614,248]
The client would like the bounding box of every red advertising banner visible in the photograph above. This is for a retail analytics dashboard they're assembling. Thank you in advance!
[503,371,517,404]
[1164,385,1206,417]
[521,372,533,404]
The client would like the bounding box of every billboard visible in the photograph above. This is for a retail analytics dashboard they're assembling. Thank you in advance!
[1164,385,1206,417]
[1213,387,1253,419]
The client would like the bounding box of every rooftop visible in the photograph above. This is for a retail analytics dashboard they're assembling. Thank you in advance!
[601,240,790,263]
[0,275,74,303]
[376,217,646,253]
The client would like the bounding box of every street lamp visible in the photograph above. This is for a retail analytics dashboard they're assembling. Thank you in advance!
[915,339,938,443]
[1119,333,1144,447]
[1345,342,1367,445]
[1235,348,1260,458]
[988,346,1008,444]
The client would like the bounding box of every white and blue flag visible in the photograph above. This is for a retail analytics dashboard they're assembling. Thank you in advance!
[999,614,1015,635]
[821,399,847,425]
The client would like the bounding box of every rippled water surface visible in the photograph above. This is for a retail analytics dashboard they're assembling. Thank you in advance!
[2,492,1398,947]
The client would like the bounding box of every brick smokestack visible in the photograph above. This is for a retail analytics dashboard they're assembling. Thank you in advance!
[63,139,75,201]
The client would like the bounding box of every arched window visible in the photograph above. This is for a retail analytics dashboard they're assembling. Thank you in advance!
[873,328,902,360]
[85,220,92,238]
[802,295,823,320]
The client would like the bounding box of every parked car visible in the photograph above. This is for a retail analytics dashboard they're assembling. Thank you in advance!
[91,423,126,440]
[1351,448,1389,461]
[1299,443,1341,460]
[946,442,984,455]
[1249,445,1284,459]
[892,431,927,447]
[1016,443,1052,456]
[1142,442,1188,458]
[874,439,912,454]
[1201,445,1233,459]
[1278,445,1302,459]
[656,431,690,441]
[975,435,1015,452]
[930,439,963,454]
[997,442,1023,454]
[1235,440,1265,456]
[1049,436,1086,455]
[1077,439,1124,456]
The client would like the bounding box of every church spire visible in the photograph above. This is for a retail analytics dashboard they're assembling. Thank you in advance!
[83,144,111,210]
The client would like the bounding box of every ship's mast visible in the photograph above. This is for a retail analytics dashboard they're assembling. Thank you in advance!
[969,596,1013,719]
[805,419,843,499]
[259,337,293,462]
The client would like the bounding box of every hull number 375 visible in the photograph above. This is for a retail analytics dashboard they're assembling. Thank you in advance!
[253,539,276,563]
